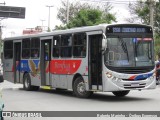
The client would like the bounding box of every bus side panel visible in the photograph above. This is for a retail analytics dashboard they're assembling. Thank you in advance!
[21,60,41,86]
[50,59,82,89]
[59,75,67,89]
[30,73,41,86]
[51,74,59,88]
[19,72,23,84]
[67,75,73,89]
[51,74,68,89]
[3,59,14,83]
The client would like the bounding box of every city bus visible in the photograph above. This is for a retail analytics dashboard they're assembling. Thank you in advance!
[3,24,156,98]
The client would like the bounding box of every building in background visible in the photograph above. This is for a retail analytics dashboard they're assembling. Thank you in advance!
[23,26,42,35]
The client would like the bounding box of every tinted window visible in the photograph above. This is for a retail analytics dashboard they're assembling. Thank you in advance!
[31,38,40,58]
[4,41,13,59]
[60,34,72,57]
[73,33,86,57]
[22,38,30,59]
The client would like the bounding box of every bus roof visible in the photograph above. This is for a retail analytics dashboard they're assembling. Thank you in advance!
[3,23,151,41]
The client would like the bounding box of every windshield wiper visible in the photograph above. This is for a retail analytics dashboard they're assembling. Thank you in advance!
[119,38,129,62]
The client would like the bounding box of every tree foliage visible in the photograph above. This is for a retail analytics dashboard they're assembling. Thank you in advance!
[127,0,160,32]
[154,33,160,57]
[127,0,160,58]
[66,9,116,28]
[57,0,91,24]
[56,0,116,29]
[127,1,149,24]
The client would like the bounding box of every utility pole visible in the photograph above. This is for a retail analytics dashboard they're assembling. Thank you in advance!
[149,0,155,28]
[46,5,53,32]
[40,19,45,31]
[0,1,6,60]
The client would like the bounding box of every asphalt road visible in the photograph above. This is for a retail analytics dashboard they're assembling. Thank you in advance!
[1,80,160,120]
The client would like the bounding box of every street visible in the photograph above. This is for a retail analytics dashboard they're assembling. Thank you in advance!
[0,80,160,120]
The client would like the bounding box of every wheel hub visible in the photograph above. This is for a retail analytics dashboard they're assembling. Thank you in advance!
[24,78,29,88]
[77,82,86,94]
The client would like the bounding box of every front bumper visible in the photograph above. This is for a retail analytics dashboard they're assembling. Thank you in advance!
[102,71,156,92]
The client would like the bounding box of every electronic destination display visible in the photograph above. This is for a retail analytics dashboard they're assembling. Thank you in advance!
[113,27,146,33]
[106,25,152,34]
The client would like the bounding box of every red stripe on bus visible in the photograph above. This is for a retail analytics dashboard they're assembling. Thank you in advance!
[50,60,82,74]
[129,75,136,80]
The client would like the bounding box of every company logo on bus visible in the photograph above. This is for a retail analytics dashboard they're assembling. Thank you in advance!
[50,60,82,74]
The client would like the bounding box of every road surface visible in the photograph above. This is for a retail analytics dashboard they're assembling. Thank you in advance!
[0,80,160,120]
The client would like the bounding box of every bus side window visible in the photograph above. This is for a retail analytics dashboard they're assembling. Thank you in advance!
[31,50,39,58]
[61,34,72,58]
[31,37,40,59]
[22,38,30,59]
[73,33,86,58]
[4,41,13,59]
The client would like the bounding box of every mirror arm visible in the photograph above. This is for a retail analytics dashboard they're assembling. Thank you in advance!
[103,33,106,39]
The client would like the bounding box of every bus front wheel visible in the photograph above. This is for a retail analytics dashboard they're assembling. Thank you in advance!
[112,90,130,97]
[73,77,93,98]
[23,73,39,91]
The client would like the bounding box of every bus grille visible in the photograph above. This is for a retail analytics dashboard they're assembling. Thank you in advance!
[122,78,147,81]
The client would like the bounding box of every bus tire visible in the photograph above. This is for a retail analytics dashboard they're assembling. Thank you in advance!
[23,73,39,91]
[73,77,93,98]
[23,73,32,91]
[112,90,130,97]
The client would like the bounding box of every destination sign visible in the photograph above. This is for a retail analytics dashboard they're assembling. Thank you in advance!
[112,27,146,33]
[106,25,152,34]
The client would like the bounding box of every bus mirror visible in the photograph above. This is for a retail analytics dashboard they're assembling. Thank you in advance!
[102,39,107,50]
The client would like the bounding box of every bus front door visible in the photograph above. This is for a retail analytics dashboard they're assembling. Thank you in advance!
[40,39,51,86]
[88,34,102,90]
[13,42,21,83]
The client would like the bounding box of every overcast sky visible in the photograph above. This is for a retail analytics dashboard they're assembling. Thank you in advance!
[1,0,134,38]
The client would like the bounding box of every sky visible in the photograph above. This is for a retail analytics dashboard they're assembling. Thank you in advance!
[0,0,136,38]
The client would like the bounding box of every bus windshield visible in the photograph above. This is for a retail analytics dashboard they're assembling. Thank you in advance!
[104,37,154,67]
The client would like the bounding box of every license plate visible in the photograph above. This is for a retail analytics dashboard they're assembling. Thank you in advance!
[131,83,139,87]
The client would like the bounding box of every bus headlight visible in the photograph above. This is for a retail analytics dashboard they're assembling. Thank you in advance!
[106,72,112,78]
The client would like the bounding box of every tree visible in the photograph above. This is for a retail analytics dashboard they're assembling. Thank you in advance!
[155,33,160,57]
[56,0,116,29]
[66,9,116,28]
[127,0,160,31]
[57,0,92,24]
[127,0,160,58]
